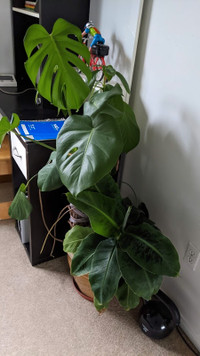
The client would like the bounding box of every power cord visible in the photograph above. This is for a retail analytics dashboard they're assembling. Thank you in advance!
[0,87,36,95]
[177,326,200,356]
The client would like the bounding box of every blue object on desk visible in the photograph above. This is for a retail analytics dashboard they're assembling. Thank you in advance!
[17,119,65,140]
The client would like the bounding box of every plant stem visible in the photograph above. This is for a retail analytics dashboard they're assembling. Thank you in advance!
[122,206,132,231]
[121,181,138,205]
[14,131,56,151]
[94,184,101,193]
[25,174,38,190]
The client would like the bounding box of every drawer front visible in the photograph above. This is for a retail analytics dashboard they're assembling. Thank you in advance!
[10,132,27,179]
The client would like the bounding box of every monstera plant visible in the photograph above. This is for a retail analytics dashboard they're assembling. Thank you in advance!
[0,18,180,311]
[63,175,180,311]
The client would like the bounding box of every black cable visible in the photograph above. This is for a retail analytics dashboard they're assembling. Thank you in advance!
[177,326,200,356]
[0,87,36,95]
[121,181,138,205]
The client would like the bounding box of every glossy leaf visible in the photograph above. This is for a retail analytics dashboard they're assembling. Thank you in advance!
[89,239,121,305]
[63,225,93,254]
[8,183,32,220]
[119,101,140,153]
[37,151,63,191]
[99,94,140,153]
[24,18,92,111]
[117,249,162,300]
[116,279,140,310]
[83,84,122,117]
[85,86,140,154]
[67,191,123,238]
[120,223,180,277]
[103,65,130,93]
[94,174,125,212]
[0,114,20,146]
[56,113,123,195]
[71,233,104,276]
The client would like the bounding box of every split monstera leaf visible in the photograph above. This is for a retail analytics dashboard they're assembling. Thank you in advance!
[24,18,92,112]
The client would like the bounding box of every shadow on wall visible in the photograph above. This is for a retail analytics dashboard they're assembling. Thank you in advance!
[118,0,154,186]
[110,33,131,75]
[122,0,200,245]
[124,93,200,241]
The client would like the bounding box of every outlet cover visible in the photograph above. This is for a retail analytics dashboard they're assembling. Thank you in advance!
[184,242,200,271]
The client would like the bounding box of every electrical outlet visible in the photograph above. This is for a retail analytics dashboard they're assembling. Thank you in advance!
[184,242,200,271]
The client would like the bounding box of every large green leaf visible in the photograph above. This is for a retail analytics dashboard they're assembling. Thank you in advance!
[118,101,140,153]
[83,84,122,117]
[89,239,122,305]
[96,94,140,153]
[94,175,125,213]
[37,151,63,191]
[71,233,104,276]
[85,84,140,154]
[0,114,20,146]
[63,225,93,254]
[66,191,123,238]
[56,113,123,195]
[8,183,32,220]
[120,223,180,277]
[117,249,162,300]
[116,279,140,310]
[24,18,92,111]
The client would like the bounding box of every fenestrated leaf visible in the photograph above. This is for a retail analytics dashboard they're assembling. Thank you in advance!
[119,223,180,277]
[63,225,93,254]
[8,183,32,220]
[56,113,123,195]
[24,18,92,111]
[71,233,104,276]
[117,249,162,300]
[0,114,20,146]
[66,191,123,238]
[89,239,122,305]
[37,151,63,191]
[116,279,140,310]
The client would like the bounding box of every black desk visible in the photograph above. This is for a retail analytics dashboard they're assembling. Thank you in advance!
[0,87,68,265]
[0,87,59,120]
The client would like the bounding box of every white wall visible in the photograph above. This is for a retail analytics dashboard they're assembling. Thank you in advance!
[0,0,14,74]
[89,0,144,101]
[121,0,200,350]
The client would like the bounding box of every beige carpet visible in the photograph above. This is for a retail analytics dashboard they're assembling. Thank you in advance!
[0,218,197,356]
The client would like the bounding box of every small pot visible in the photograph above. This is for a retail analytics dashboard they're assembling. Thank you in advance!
[68,203,90,228]
[67,253,94,302]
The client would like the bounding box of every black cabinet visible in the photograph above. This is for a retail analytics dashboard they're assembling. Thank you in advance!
[10,132,69,265]
[11,0,90,89]
[3,1,91,265]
